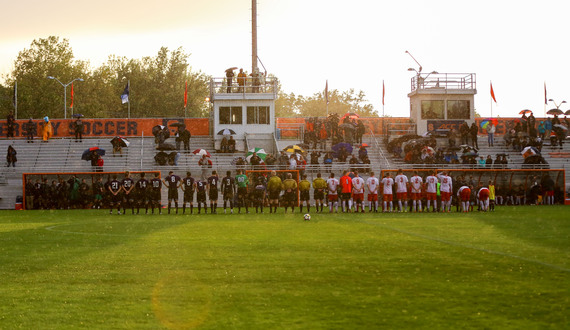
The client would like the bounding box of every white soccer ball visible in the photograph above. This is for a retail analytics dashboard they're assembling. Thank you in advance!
[303,213,311,221]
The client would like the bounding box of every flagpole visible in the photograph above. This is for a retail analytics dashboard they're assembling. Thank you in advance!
[14,81,17,120]
[127,80,131,119]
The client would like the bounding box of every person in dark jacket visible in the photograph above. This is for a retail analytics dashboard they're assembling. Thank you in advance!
[6,145,17,167]
[469,123,479,149]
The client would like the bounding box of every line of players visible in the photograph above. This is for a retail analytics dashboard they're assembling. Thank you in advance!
[319,169,493,213]
[104,169,493,215]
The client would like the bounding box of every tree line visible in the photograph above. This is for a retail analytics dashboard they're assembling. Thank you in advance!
[0,36,379,120]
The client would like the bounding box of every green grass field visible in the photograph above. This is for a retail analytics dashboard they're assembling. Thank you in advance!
[0,206,568,329]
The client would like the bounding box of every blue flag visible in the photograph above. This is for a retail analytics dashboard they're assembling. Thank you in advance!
[121,82,129,104]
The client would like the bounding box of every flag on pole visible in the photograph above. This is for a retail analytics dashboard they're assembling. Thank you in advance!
[490,82,497,103]
[382,80,385,106]
[70,82,74,109]
[184,81,188,108]
[325,80,329,104]
[121,82,130,104]
[544,82,547,105]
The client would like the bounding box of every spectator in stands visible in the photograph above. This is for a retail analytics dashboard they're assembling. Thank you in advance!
[220,137,229,153]
[477,156,486,168]
[486,122,495,147]
[155,151,168,165]
[198,154,213,179]
[469,122,479,148]
[349,154,360,172]
[237,68,247,92]
[521,113,528,133]
[528,113,537,137]
[6,110,15,138]
[310,151,321,166]
[485,155,493,168]
[42,116,53,142]
[168,152,180,166]
[544,117,552,140]
[89,150,100,171]
[538,121,546,140]
[358,145,368,161]
[448,129,457,147]
[459,121,470,145]
[74,117,84,142]
[338,146,349,162]
[112,139,123,156]
[265,154,276,167]
[225,68,234,93]
[6,145,16,167]
[278,151,289,170]
[323,151,333,171]
[228,136,236,153]
[289,154,298,170]
[250,152,261,169]
[356,120,365,144]
[24,119,35,143]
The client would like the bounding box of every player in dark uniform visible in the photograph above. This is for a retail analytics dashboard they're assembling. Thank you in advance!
[150,173,162,214]
[195,178,208,214]
[121,171,136,214]
[207,171,219,214]
[135,172,150,214]
[181,172,195,214]
[163,171,181,214]
[108,174,122,214]
[92,176,104,209]
[253,174,267,213]
[221,171,236,214]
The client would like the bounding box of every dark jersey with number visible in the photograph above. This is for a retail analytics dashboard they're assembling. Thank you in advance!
[196,180,207,193]
[166,174,181,190]
[136,179,149,192]
[109,180,122,194]
[221,176,235,192]
[207,175,219,191]
[150,177,162,191]
[183,177,195,192]
[122,177,135,193]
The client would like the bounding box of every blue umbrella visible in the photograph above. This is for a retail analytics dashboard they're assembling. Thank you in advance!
[82,147,105,160]
[331,142,353,158]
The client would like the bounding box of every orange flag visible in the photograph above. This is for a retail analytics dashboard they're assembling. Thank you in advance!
[490,82,497,103]
[70,82,74,108]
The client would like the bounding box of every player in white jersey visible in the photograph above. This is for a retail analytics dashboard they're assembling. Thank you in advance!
[326,173,340,213]
[425,171,438,212]
[437,171,453,212]
[457,185,471,213]
[394,169,409,212]
[381,173,395,212]
[409,171,423,212]
[366,172,380,212]
[351,171,365,213]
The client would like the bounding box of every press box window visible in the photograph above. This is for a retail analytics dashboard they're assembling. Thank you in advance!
[246,106,270,124]
[421,100,444,119]
[219,107,242,124]
[447,100,470,119]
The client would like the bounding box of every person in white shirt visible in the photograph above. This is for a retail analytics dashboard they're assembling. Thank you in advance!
[366,171,380,212]
[437,171,453,212]
[425,171,438,212]
[394,169,409,212]
[381,172,395,212]
[351,171,365,213]
[409,171,423,212]
[326,172,340,213]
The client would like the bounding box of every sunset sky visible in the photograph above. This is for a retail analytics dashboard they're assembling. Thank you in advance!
[1,0,569,118]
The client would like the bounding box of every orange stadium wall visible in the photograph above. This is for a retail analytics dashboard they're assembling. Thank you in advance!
[1,116,549,138]
[0,118,209,138]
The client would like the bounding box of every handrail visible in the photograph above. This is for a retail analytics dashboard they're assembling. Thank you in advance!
[210,77,278,96]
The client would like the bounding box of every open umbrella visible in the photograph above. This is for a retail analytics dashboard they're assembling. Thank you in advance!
[332,142,353,154]
[480,118,498,129]
[521,146,538,159]
[226,67,238,72]
[565,110,570,116]
[192,149,211,157]
[81,147,105,160]
[339,122,355,130]
[356,143,370,148]
[169,122,186,128]
[72,113,84,118]
[217,128,237,135]
[553,124,568,131]
[246,147,267,161]
[156,143,176,151]
[519,109,533,115]
[547,108,564,116]
[110,136,130,148]
[340,112,359,122]
[283,144,305,154]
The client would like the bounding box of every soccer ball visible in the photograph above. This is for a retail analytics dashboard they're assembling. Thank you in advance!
[303,213,311,221]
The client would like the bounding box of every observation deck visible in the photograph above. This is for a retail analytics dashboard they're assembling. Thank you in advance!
[209,76,278,101]
[408,73,477,96]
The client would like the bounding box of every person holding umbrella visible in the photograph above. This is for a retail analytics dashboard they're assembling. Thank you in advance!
[73,116,84,142]
[225,67,236,93]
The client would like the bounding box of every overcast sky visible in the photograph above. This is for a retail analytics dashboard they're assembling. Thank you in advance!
[1,0,569,118]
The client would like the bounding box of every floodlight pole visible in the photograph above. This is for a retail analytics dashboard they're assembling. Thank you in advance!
[47,76,84,119]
